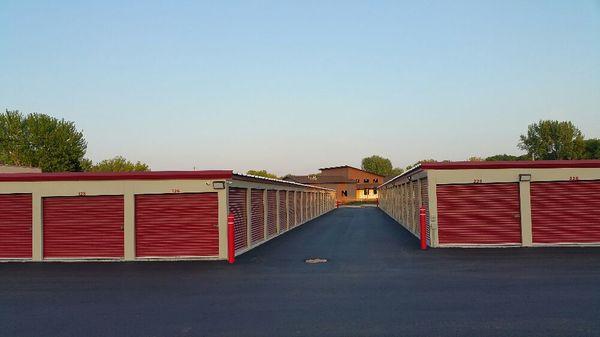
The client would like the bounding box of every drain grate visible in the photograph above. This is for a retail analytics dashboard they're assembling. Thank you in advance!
[305,257,328,264]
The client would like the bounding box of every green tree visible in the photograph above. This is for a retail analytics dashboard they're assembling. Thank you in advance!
[468,156,484,161]
[485,154,528,161]
[0,110,87,172]
[389,167,404,177]
[247,169,278,179]
[584,138,600,159]
[518,120,585,160]
[87,156,150,172]
[405,159,436,171]
[361,155,393,176]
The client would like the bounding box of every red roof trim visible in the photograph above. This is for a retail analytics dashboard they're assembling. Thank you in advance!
[421,160,600,170]
[0,170,233,182]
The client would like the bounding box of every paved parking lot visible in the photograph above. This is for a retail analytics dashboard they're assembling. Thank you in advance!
[2,207,600,337]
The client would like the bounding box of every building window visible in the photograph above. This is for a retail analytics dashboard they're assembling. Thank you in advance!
[364,189,369,196]
[364,178,369,183]
[342,190,348,197]
[374,178,378,183]
[374,188,378,195]
[355,179,359,183]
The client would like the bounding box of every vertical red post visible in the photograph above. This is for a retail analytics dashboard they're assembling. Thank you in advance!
[419,207,427,250]
[227,212,235,264]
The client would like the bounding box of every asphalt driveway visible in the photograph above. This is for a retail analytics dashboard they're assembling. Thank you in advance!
[2,207,600,337]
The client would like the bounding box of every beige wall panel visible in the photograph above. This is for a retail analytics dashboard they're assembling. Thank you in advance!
[432,168,600,185]
[519,181,533,247]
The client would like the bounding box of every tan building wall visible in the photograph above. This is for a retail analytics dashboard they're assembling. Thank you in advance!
[321,167,384,185]
[319,167,384,203]
[355,188,378,201]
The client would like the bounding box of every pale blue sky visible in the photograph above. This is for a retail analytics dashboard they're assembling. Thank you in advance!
[1,1,599,174]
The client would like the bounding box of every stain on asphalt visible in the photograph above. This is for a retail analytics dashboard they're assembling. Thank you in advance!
[1,207,600,337]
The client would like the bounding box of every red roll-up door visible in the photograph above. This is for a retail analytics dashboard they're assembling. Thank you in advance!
[309,193,314,219]
[267,190,277,237]
[250,189,265,244]
[136,193,219,257]
[229,188,248,252]
[289,192,296,228]
[43,195,124,259]
[531,180,600,244]
[420,179,430,244]
[437,183,521,245]
[0,194,32,259]
[279,191,288,232]
[303,193,307,220]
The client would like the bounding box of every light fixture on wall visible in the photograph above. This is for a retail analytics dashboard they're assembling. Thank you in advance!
[519,174,531,182]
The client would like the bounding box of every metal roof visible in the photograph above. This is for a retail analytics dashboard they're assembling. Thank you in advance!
[232,173,335,191]
[0,170,233,182]
[420,160,600,170]
[284,175,355,184]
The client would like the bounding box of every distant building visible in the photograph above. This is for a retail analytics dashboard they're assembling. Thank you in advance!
[284,165,385,204]
[0,164,41,173]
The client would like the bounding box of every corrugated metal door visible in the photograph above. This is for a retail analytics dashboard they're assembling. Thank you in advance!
[267,190,277,237]
[531,180,600,244]
[229,188,248,252]
[289,192,296,228]
[0,194,32,259]
[136,193,219,257]
[43,195,124,259]
[313,193,316,216]
[295,192,301,225]
[250,189,265,244]
[279,191,287,232]
[303,192,308,222]
[437,183,521,245]
[420,178,430,244]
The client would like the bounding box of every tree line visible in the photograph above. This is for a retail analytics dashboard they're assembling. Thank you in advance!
[2,111,597,176]
[0,110,149,172]
[361,120,599,177]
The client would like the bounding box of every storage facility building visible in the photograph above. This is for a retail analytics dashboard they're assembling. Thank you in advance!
[0,171,335,261]
[378,160,600,247]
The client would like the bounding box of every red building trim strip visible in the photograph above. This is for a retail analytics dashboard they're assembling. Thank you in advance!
[0,170,233,182]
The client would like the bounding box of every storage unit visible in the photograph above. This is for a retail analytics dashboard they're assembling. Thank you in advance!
[267,190,277,237]
[0,194,32,259]
[295,192,301,227]
[135,193,219,258]
[279,190,288,232]
[379,160,600,248]
[437,183,521,245]
[250,189,265,244]
[531,181,600,244]
[0,170,336,262]
[289,191,297,228]
[229,188,248,252]
[43,195,124,259]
